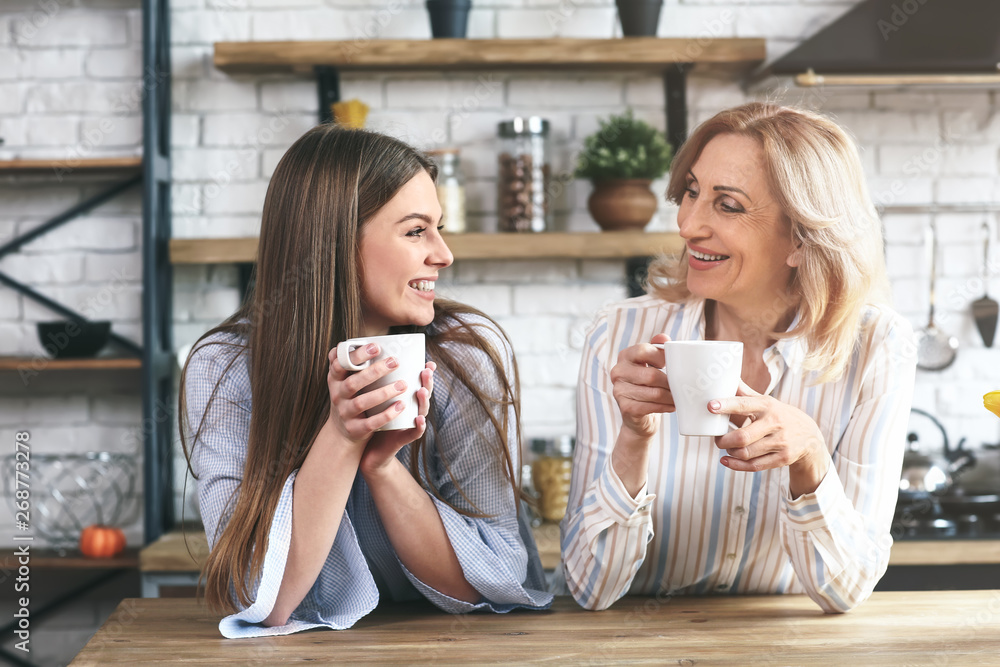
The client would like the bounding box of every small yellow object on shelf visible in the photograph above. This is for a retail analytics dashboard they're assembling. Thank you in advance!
[985,391,1000,419]
[332,98,370,128]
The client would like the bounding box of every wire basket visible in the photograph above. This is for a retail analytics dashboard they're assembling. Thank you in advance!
[3,452,139,549]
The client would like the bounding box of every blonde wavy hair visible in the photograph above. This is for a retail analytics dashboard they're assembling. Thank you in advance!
[647,102,890,383]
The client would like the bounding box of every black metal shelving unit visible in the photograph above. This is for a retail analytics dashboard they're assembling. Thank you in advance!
[0,2,172,549]
[142,0,174,545]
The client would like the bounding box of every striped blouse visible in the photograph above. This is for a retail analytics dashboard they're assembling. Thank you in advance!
[560,295,916,613]
[185,314,553,638]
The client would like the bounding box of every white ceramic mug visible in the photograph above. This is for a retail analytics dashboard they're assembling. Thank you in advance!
[657,340,744,437]
[337,333,425,431]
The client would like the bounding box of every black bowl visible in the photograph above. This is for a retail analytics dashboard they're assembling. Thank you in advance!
[37,320,111,359]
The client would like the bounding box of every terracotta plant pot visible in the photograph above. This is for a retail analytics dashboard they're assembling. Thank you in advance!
[586,179,658,231]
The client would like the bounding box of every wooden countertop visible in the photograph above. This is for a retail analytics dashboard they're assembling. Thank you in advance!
[139,528,1000,572]
[889,539,1000,566]
[70,591,1000,665]
[139,531,209,572]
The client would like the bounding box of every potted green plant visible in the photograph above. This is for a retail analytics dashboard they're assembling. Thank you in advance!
[574,109,673,231]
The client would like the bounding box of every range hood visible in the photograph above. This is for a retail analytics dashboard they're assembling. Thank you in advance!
[769,0,1000,86]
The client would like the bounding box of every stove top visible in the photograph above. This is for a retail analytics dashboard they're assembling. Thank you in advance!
[893,496,1000,540]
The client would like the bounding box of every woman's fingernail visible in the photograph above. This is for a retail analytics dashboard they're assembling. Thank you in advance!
[709,400,721,411]
[386,357,398,368]
[395,401,405,411]
[366,343,378,355]
[394,380,407,391]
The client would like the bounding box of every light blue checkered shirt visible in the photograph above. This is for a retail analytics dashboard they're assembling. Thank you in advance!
[185,315,553,638]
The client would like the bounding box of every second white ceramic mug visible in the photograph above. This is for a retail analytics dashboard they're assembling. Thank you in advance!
[657,340,744,437]
[337,332,425,431]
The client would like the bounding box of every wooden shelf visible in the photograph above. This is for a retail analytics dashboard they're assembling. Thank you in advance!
[214,38,766,75]
[1,547,140,570]
[0,156,142,175]
[0,357,142,371]
[170,237,259,264]
[170,232,683,264]
[445,231,683,259]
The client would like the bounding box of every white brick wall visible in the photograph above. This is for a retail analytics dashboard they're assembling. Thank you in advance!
[4,1,1000,566]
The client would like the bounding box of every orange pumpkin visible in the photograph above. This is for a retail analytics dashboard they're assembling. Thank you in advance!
[79,524,126,558]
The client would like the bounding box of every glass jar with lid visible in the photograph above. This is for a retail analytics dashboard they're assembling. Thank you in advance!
[530,435,574,522]
[426,148,466,233]
[497,117,551,233]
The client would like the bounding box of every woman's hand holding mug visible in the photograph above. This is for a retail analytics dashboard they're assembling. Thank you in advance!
[328,333,434,472]
[610,333,673,438]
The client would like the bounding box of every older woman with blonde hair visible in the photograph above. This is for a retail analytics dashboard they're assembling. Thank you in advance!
[561,102,915,613]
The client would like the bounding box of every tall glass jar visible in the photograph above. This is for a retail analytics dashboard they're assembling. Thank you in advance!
[427,148,466,233]
[497,117,551,233]
[530,436,574,522]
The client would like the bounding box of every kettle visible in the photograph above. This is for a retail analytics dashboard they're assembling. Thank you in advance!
[899,408,973,499]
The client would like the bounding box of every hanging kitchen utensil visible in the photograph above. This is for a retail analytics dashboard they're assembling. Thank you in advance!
[971,220,998,348]
[915,221,959,371]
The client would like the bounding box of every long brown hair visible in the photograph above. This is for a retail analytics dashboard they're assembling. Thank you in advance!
[179,125,522,614]
[648,102,889,382]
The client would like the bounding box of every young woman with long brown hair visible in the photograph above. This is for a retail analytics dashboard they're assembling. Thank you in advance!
[180,125,552,638]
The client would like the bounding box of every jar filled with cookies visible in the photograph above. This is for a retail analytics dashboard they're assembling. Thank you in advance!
[497,117,551,232]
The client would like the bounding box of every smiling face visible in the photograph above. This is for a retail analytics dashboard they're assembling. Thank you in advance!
[676,133,800,312]
[358,170,453,336]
